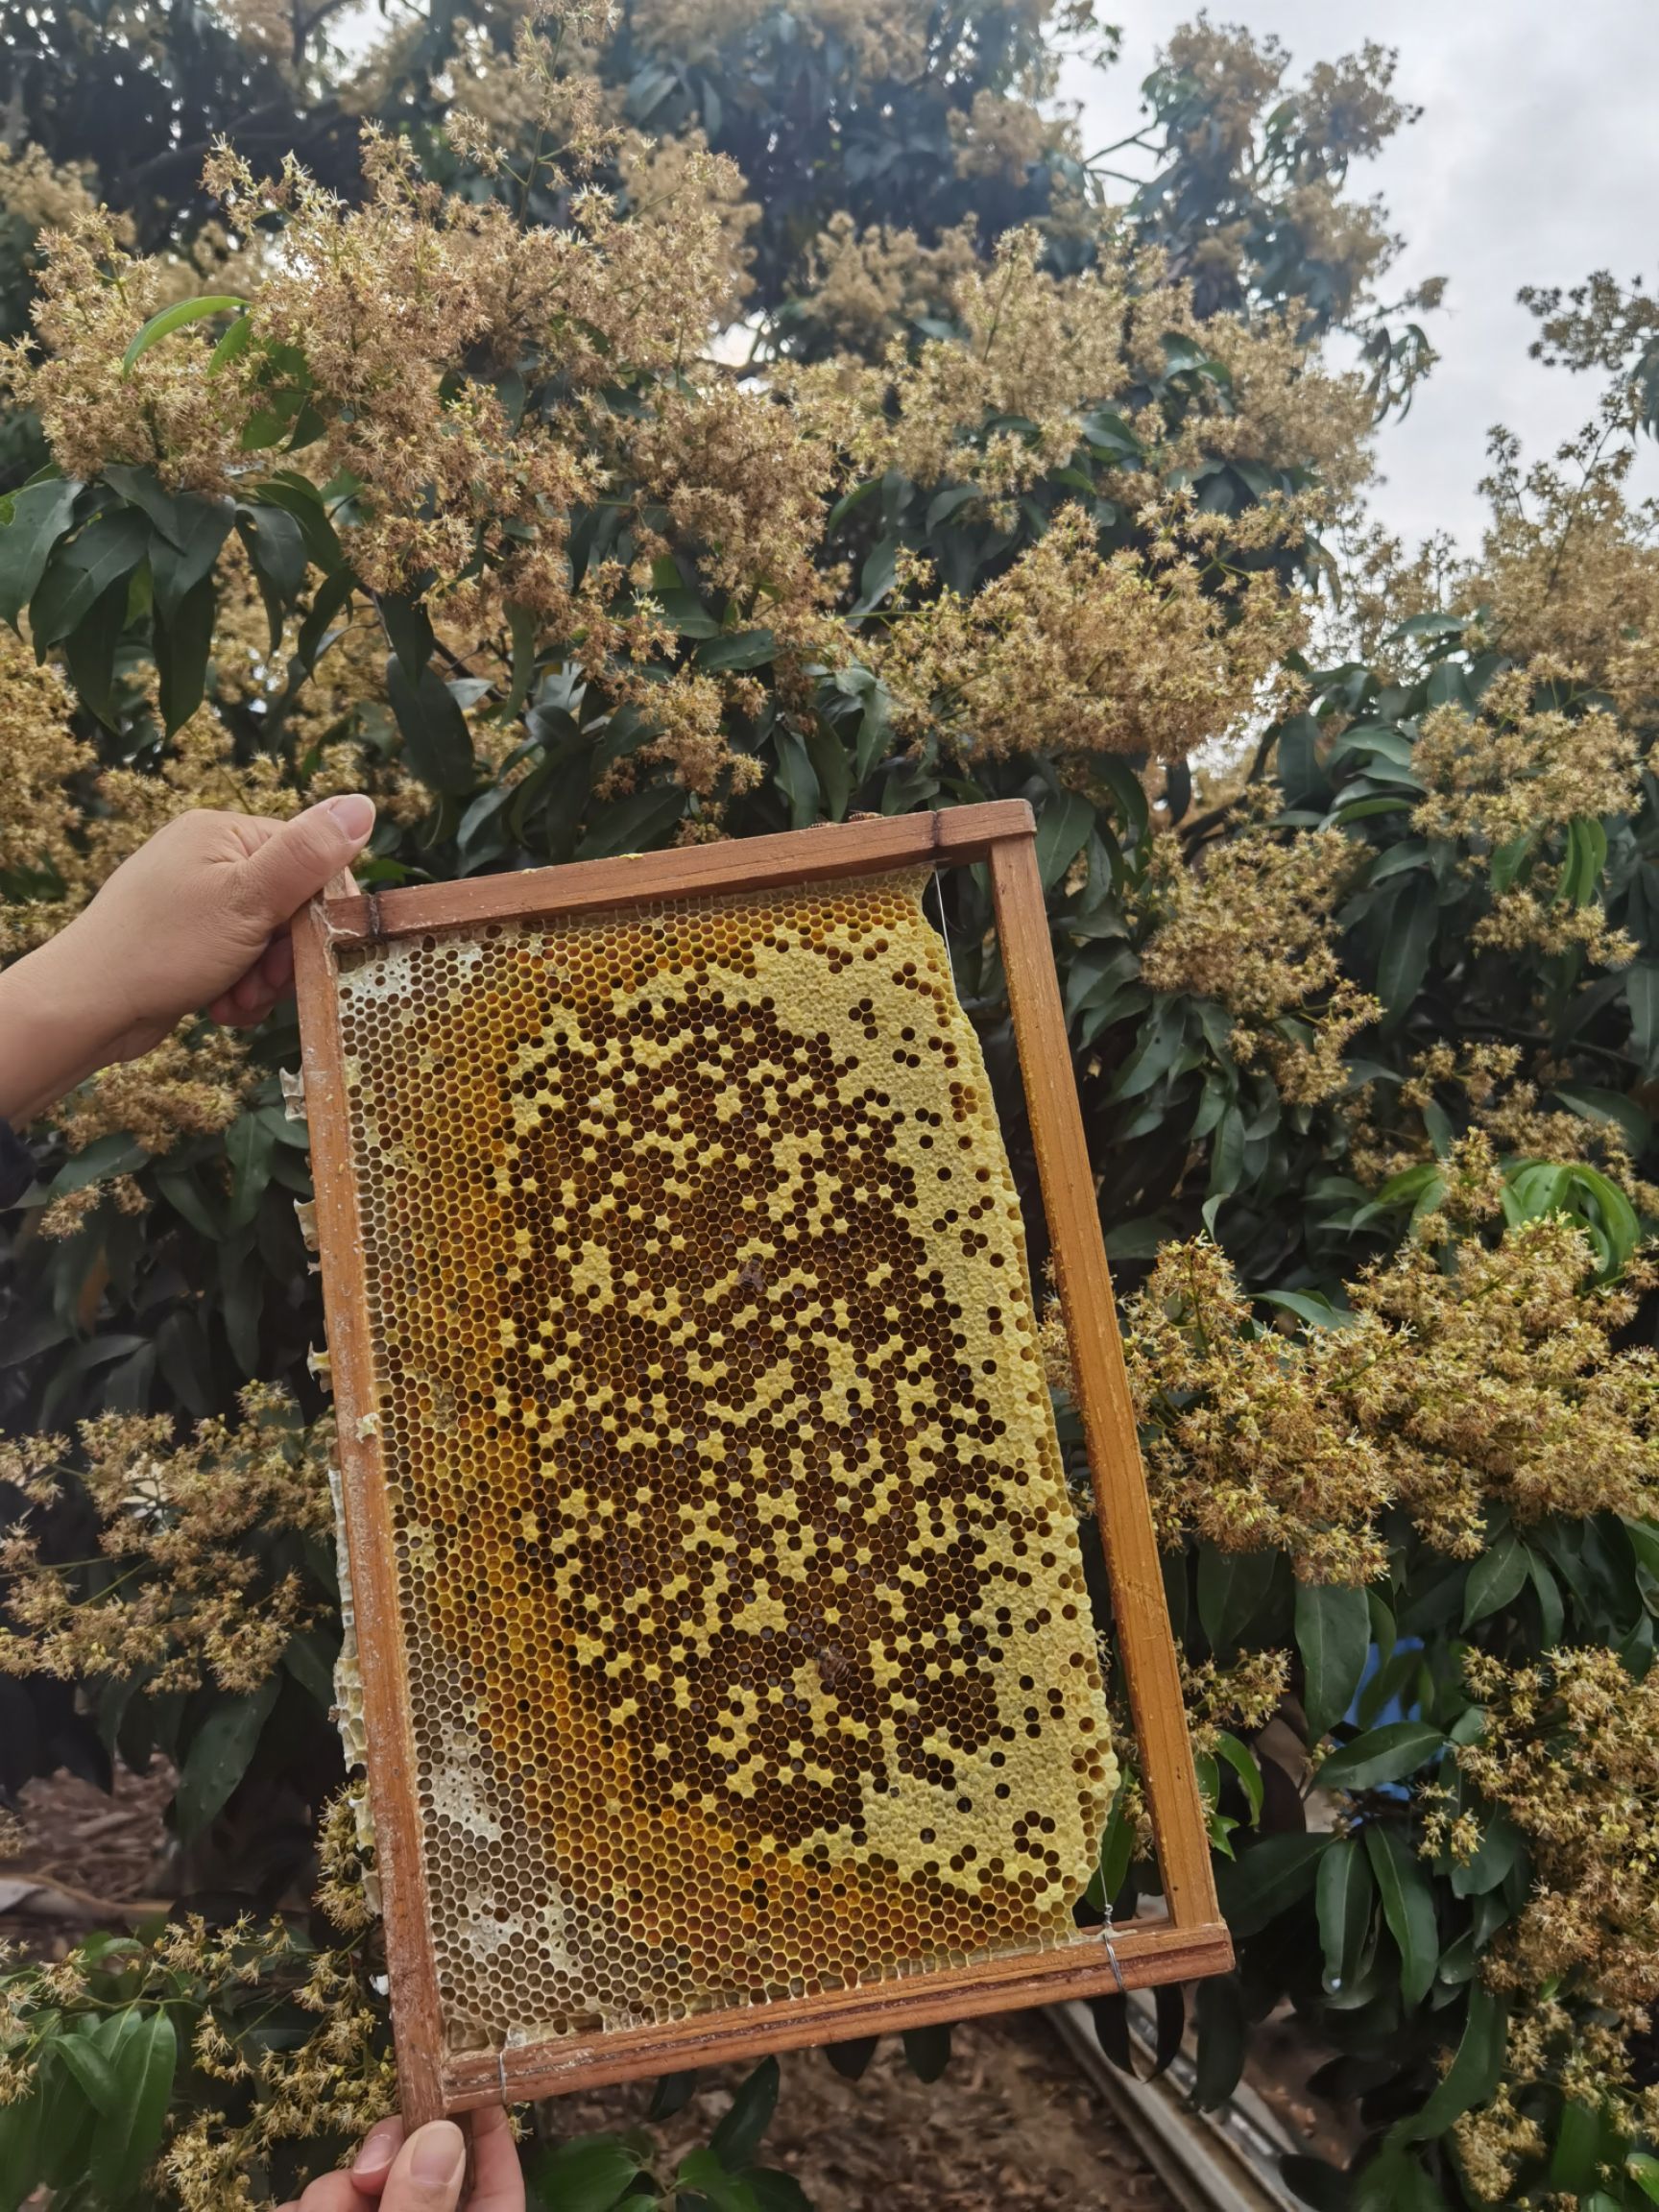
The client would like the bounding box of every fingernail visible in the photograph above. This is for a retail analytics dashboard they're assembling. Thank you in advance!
[409,2122,465,2190]
[325,794,375,842]
[352,2124,400,2175]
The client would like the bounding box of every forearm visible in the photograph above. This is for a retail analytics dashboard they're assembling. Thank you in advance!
[0,935,123,1127]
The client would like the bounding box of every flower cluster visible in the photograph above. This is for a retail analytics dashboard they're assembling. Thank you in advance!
[0,1911,395,2212]
[1412,661,1640,849]
[1459,1648,1659,2012]
[877,502,1307,771]
[0,1387,334,1695]
[1124,1204,1659,1579]
[1139,812,1379,1102]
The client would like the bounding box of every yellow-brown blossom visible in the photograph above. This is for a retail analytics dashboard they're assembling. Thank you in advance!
[877,503,1307,770]
[1125,1212,1659,1578]
[1139,816,1378,1102]
[0,1387,334,1695]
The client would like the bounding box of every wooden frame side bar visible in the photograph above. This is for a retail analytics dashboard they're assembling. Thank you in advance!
[988,833,1221,1938]
[319,800,1036,946]
[294,902,450,2128]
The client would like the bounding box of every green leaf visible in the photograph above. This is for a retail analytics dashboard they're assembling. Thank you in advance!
[527,2134,644,2212]
[251,475,345,574]
[1550,2095,1603,2195]
[1388,1983,1507,2147]
[1558,816,1608,907]
[1214,1832,1330,1938]
[676,2148,761,2212]
[1364,1822,1438,2007]
[696,628,776,672]
[208,311,253,373]
[121,294,246,373]
[1260,1288,1356,1331]
[1449,1810,1524,1900]
[0,475,79,630]
[804,723,853,822]
[1628,965,1659,1076]
[746,2172,812,2212]
[772,725,822,830]
[1196,1543,1277,1656]
[387,657,477,795]
[0,2079,44,2212]
[823,2037,877,2080]
[150,498,233,619]
[1214,1732,1263,1826]
[574,784,687,860]
[51,2032,120,2117]
[1296,1582,1372,1740]
[87,2008,176,2201]
[236,504,308,642]
[156,574,217,734]
[709,2057,778,2169]
[61,575,130,728]
[1627,2152,1659,2204]
[1462,1529,1529,1628]
[1036,792,1094,890]
[224,1112,276,1234]
[1087,1776,1136,1910]
[1193,1973,1246,2110]
[47,1133,148,1198]
[501,604,538,721]
[1377,885,1436,1023]
[175,1679,279,1839]
[856,533,898,610]
[1319,1722,1445,1792]
[30,509,151,648]
[282,1627,339,1707]
[900,2023,950,2082]
[379,591,437,685]
[294,567,357,679]
[1316,1838,1375,1997]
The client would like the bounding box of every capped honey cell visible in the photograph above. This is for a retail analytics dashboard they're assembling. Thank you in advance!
[329,870,1117,2055]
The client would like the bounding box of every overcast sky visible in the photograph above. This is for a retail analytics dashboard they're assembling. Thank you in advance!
[1057,1,1659,554]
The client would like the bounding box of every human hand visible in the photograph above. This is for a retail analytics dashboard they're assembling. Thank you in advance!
[277,2107,524,2212]
[0,796,375,1125]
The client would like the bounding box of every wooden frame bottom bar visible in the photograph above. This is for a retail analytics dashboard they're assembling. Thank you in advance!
[445,1919,1233,2109]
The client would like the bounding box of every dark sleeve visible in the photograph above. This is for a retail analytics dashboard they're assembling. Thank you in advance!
[0,1119,35,1210]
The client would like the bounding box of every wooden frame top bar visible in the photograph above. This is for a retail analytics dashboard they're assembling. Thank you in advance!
[319,800,1035,945]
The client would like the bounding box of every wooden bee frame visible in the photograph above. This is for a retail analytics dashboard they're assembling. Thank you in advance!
[293,800,1227,2127]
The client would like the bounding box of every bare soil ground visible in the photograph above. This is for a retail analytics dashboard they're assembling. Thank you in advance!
[557,2014,1178,2212]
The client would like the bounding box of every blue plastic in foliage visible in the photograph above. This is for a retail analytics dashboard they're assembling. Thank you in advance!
[1341,1637,1426,1803]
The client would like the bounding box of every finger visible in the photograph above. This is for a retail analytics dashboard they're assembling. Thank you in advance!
[350,2118,408,2197]
[379,2120,467,2212]
[208,982,280,1028]
[260,933,296,993]
[467,2105,525,2212]
[232,795,375,927]
[291,2175,366,2212]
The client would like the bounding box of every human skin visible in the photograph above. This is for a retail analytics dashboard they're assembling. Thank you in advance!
[0,795,376,1125]
[278,2106,524,2212]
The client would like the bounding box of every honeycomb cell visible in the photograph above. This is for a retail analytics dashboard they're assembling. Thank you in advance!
[330,871,1117,2054]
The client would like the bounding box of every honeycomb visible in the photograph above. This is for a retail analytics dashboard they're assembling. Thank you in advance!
[329,870,1117,2054]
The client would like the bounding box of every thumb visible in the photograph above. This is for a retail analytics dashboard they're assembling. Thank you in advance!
[234,795,376,926]
[380,2121,466,2212]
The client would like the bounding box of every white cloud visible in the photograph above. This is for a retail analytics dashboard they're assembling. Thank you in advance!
[1057,0,1659,552]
